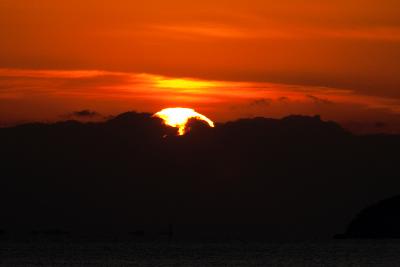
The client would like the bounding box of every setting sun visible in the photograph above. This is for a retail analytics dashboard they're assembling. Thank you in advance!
[154,108,215,135]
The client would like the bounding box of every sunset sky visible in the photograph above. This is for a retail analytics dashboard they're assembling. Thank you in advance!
[1,0,400,132]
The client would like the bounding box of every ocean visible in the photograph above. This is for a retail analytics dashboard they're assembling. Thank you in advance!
[2,239,400,266]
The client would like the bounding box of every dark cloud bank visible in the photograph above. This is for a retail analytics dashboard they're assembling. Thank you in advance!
[71,110,100,117]
[1,112,399,240]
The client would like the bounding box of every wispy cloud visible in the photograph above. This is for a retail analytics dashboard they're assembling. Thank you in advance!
[1,68,400,128]
[306,95,334,104]
[71,110,100,118]
[150,24,251,39]
[149,23,400,41]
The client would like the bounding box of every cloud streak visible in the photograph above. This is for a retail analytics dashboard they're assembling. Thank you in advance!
[148,22,400,41]
[71,110,100,118]
[1,68,400,130]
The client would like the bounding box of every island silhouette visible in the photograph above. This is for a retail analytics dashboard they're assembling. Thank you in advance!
[335,195,400,239]
[1,112,399,240]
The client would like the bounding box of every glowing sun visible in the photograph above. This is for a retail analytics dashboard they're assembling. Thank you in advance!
[154,108,215,135]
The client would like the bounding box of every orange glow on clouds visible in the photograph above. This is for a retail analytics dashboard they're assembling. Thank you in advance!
[155,77,219,90]
[1,0,400,109]
[154,108,215,135]
[1,68,400,133]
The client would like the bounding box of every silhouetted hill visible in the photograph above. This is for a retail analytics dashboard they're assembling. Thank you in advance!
[217,115,348,141]
[339,196,400,239]
[107,111,155,126]
[0,112,399,240]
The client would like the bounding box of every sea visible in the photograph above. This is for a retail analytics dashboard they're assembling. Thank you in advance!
[2,238,400,266]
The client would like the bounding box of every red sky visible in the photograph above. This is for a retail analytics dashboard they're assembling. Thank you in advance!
[1,0,400,133]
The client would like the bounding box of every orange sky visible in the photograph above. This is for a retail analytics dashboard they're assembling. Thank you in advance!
[1,0,400,132]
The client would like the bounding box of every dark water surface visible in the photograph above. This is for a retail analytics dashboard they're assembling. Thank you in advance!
[1,239,400,266]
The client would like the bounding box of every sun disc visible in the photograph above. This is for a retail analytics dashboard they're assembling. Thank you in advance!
[154,108,214,135]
